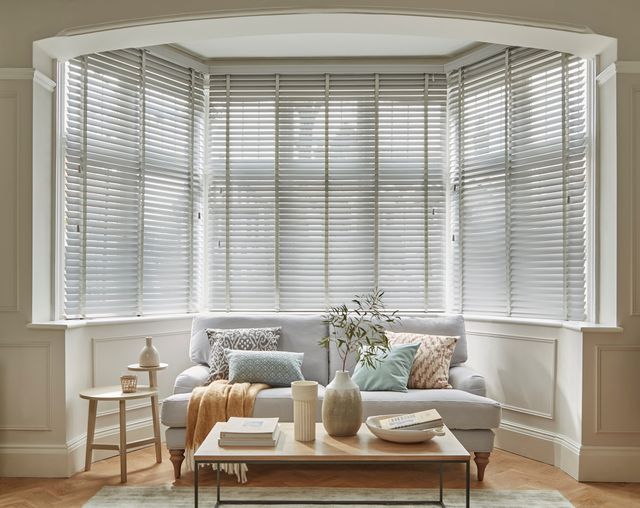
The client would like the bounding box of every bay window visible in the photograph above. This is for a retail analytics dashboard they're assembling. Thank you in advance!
[62,47,589,321]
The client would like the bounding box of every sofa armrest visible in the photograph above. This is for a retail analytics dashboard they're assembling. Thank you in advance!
[173,364,210,394]
[449,365,487,397]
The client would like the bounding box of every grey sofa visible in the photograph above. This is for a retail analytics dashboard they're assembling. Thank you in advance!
[160,313,501,480]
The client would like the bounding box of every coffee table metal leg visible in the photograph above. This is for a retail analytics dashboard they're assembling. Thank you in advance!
[439,463,443,505]
[465,460,470,508]
[216,463,221,506]
[194,461,199,508]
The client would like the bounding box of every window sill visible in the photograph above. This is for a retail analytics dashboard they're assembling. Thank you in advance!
[27,312,195,330]
[27,311,624,334]
[463,313,623,333]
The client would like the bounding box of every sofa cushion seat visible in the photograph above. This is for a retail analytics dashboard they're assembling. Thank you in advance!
[252,386,325,421]
[161,386,326,428]
[161,386,499,431]
[360,389,501,430]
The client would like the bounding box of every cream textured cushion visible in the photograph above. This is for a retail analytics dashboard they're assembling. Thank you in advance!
[386,331,458,389]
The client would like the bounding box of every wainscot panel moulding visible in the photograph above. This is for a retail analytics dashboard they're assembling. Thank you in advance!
[595,344,640,434]
[0,91,19,312]
[0,68,55,92]
[631,86,640,316]
[466,331,556,419]
[0,342,52,430]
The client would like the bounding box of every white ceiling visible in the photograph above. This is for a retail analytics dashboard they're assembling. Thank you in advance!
[177,33,476,59]
[38,13,614,63]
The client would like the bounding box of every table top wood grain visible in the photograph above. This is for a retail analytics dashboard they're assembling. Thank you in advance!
[127,363,168,372]
[79,385,157,401]
[194,423,470,463]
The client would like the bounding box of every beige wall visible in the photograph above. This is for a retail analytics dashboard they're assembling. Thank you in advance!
[0,0,639,480]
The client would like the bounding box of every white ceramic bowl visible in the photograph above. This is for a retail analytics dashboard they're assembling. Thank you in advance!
[365,414,446,444]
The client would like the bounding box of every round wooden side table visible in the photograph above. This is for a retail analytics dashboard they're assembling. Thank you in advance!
[79,385,158,483]
[127,363,168,465]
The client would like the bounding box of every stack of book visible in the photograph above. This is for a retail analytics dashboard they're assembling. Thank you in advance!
[218,417,281,447]
[378,409,443,431]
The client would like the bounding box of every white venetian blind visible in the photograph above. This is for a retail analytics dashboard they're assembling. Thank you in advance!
[565,56,588,321]
[208,75,277,310]
[208,72,448,311]
[63,49,204,318]
[143,53,204,313]
[448,48,588,320]
[64,51,143,318]
[456,53,508,315]
[63,57,87,317]
[378,74,447,311]
[509,48,565,318]
[278,74,327,310]
[328,74,376,305]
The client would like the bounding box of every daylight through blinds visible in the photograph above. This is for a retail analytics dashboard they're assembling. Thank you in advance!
[63,47,589,321]
[207,72,448,311]
[63,49,205,318]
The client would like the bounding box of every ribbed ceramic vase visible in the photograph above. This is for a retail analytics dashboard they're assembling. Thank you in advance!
[291,380,318,442]
[322,370,363,437]
[138,336,160,367]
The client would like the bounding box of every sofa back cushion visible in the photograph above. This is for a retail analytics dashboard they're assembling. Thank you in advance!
[328,314,467,375]
[190,313,329,385]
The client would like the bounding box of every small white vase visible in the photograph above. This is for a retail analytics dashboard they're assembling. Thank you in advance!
[291,380,318,442]
[138,336,160,367]
[322,370,363,437]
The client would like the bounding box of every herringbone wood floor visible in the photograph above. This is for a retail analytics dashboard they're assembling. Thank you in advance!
[1,446,639,507]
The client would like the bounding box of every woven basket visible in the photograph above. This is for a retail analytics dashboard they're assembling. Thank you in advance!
[120,375,138,393]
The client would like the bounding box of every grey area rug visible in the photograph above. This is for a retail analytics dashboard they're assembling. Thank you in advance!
[85,486,574,507]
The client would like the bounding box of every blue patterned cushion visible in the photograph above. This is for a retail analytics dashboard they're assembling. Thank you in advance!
[225,349,305,387]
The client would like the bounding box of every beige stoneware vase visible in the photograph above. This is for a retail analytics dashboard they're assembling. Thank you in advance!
[322,370,363,437]
[138,336,160,367]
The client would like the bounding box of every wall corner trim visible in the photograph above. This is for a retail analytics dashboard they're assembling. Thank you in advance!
[0,68,56,92]
[597,61,640,85]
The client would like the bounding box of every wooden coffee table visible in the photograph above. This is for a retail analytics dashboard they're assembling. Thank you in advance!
[194,422,470,507]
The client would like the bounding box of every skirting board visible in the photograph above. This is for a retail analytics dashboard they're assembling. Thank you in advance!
[0,442,72,478]
[579,445,640,482]
[0,417,161,478]
[497,420,640,482]
[495,420,581,480]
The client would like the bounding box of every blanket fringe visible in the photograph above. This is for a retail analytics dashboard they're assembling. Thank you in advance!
[185,447,248,483]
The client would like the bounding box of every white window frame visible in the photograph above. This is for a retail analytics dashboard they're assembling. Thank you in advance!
[52,49,596,324]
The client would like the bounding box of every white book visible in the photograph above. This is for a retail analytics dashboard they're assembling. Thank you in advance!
[220,417,279,439]
[219,428,282,447]
[378,409,443,431]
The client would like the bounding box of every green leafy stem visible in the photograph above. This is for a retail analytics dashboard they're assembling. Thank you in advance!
[319,288,401,372]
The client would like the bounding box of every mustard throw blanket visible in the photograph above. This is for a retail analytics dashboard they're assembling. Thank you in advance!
[185,380,269,483]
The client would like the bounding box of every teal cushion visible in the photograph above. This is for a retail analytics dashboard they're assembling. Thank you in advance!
[225,349,305,387]
[352,343,419,392]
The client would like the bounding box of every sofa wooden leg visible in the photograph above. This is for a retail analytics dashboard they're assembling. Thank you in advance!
[169,449,185,480]
[474,452,490,481]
